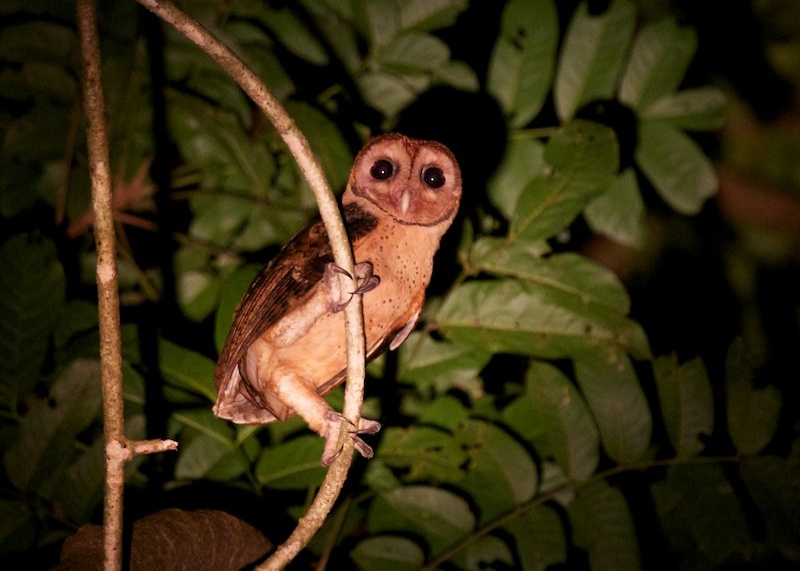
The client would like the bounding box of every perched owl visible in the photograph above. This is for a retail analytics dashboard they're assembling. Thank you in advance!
[213,133,462,465]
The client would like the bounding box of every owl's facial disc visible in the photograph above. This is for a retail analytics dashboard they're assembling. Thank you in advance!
[348,133,462,226]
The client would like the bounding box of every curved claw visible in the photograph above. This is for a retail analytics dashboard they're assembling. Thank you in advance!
[327,261,381,313]
[320,411,382,466]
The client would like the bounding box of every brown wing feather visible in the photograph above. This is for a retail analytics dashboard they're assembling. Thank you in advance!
[214,203,378,392]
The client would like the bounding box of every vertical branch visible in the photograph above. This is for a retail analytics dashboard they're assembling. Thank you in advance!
[75,0,126,568]
[76,2,179,569]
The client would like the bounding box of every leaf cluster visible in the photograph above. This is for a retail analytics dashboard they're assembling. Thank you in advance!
[0,1,798,570]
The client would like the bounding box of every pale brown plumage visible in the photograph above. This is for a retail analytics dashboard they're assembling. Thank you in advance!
[213,133,462,464]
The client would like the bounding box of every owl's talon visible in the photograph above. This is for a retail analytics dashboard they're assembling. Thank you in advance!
[320,410,381,466]
[326,261,381,312]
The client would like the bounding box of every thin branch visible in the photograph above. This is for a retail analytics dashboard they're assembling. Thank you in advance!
[75,0,126,568]
[134,1,369,567]
[77,2,180,569]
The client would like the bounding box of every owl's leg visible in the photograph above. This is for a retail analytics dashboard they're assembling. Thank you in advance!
[270,368,380,465]
[326,262,381,312]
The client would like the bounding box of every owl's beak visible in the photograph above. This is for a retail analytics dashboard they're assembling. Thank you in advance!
[399,188,411,215]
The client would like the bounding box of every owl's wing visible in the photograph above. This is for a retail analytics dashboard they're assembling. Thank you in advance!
[214,203,378,418]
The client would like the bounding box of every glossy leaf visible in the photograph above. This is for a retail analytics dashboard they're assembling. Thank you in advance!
[653,355,713,456]
[488,0,558,128]
[437,278,647,360]
[470,238,631,314]
[503,361,599,481]
[510,121,619,243]
[256,435,327,489]
[378,426,467,483]
[505,505,567,571]
[636,122,717,214]
[486,137,546,220]
[455,419,538,522]
[641,87,727,131]
[398,0,468,32]
[726,338,781,455]
[584,168,645,247]
[259,7,329,65]
[574,348,652,463]
[620,19,698,111]
[554,0,637,120]
[369,485,475,553]
[569,480,641,571]
[159,338,217,402]
[397,333,491,395]
[352,536,425,571]
[173,409,248,481]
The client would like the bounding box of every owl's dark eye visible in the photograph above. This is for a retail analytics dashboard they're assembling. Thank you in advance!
[370,159,395,180]
[422,166,445,189]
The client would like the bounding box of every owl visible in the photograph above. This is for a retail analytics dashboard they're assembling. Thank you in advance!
[213,133,462,465]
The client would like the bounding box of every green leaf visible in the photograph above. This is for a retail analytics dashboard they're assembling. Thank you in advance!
[569,480,641,571]
[636,122,717,214]
[463,535,515,570]
[505,505,567,571]
[352,535,425,571]
[641,87,727,131]
[358,70,422,117]
[456,419,538,522]
[652,464,753,563]
[398,0,468,32]
[177,269,220,322]
[726,338,781,455]
[653,355,713,456]
[510,121,619,242]
[378,426,467,483]
[487,0,558,128]
[583,168,645,247]
[285,101,353,191]
[365,0,402,47]
[486,137,546,221]
[176,431,247,481]
[503,361,599,481]
[470,239,631,314]
[397,333,491,395]
[417,396,470,431]
[574,348,652,463]
[554,0,637,121]
[368,485,475,553]
[256,435,327,489]
[3,360,102,494]
[379,31,450,72]
[437,278,646,360]
[260,7,329,65]
[740,451,800,555]
[619,19,698,111]
[0,234,65,403]
[159,338,217,401]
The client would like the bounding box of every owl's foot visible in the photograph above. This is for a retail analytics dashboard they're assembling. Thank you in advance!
[326,261,381,312]
[321,410,382,466]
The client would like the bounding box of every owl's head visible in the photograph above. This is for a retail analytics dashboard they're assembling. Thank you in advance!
[344,133,462,227]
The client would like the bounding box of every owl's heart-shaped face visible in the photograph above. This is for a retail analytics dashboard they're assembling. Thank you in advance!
[346,133,462,227]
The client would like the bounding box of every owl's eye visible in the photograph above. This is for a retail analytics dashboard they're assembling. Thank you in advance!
[422,166,445,189]
[370,159,395,180]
